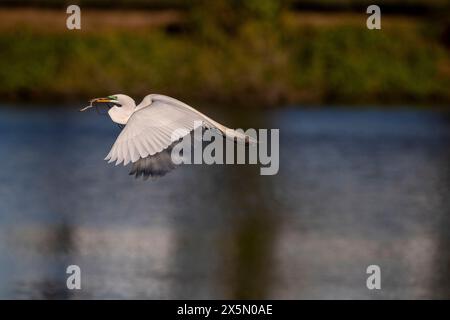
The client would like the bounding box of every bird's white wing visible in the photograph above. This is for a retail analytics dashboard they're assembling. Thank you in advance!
[105,97,215,166]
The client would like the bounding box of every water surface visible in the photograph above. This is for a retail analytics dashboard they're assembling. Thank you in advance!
[0,106,449,299]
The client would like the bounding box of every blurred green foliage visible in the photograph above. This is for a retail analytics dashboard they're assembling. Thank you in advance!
[0,0,449,106]
[2,0,448,11]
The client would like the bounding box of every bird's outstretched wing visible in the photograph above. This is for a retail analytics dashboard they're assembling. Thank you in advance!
[128,128,212,179]
[105,98,212,164]
[128,141,179,179]
[105,94,256,179]
[104,95,219,179]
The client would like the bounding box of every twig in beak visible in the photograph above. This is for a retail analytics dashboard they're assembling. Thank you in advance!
[79,98,98,112]
[79,104,93,112]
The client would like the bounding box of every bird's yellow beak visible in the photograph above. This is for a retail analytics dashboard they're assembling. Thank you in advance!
[90,97,114,103]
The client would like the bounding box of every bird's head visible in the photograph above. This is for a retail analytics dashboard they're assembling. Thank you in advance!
[81,94,136,125]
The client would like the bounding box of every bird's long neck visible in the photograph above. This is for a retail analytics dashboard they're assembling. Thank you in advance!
[123,100,136,113]
[108,101,136,125]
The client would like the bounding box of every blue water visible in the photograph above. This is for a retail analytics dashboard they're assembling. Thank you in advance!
[0,106,449,299]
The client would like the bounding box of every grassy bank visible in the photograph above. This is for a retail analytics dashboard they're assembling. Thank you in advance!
[1,7,449,107]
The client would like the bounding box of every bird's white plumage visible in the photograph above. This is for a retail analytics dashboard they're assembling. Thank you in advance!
[104,95,215,166]
[81,93,257,179]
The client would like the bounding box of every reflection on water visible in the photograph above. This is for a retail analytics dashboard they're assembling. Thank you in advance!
[0,106,449,299]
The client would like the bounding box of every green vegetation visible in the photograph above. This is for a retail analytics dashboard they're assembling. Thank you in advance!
[1,0,449,107]
[3,0,448,11]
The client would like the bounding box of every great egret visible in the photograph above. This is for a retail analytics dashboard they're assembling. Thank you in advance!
[81,94,255,179]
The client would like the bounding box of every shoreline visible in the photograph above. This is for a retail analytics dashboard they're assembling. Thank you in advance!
[1,7,449,107]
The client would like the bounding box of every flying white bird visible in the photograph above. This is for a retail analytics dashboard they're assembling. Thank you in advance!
[81,94,255,179]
